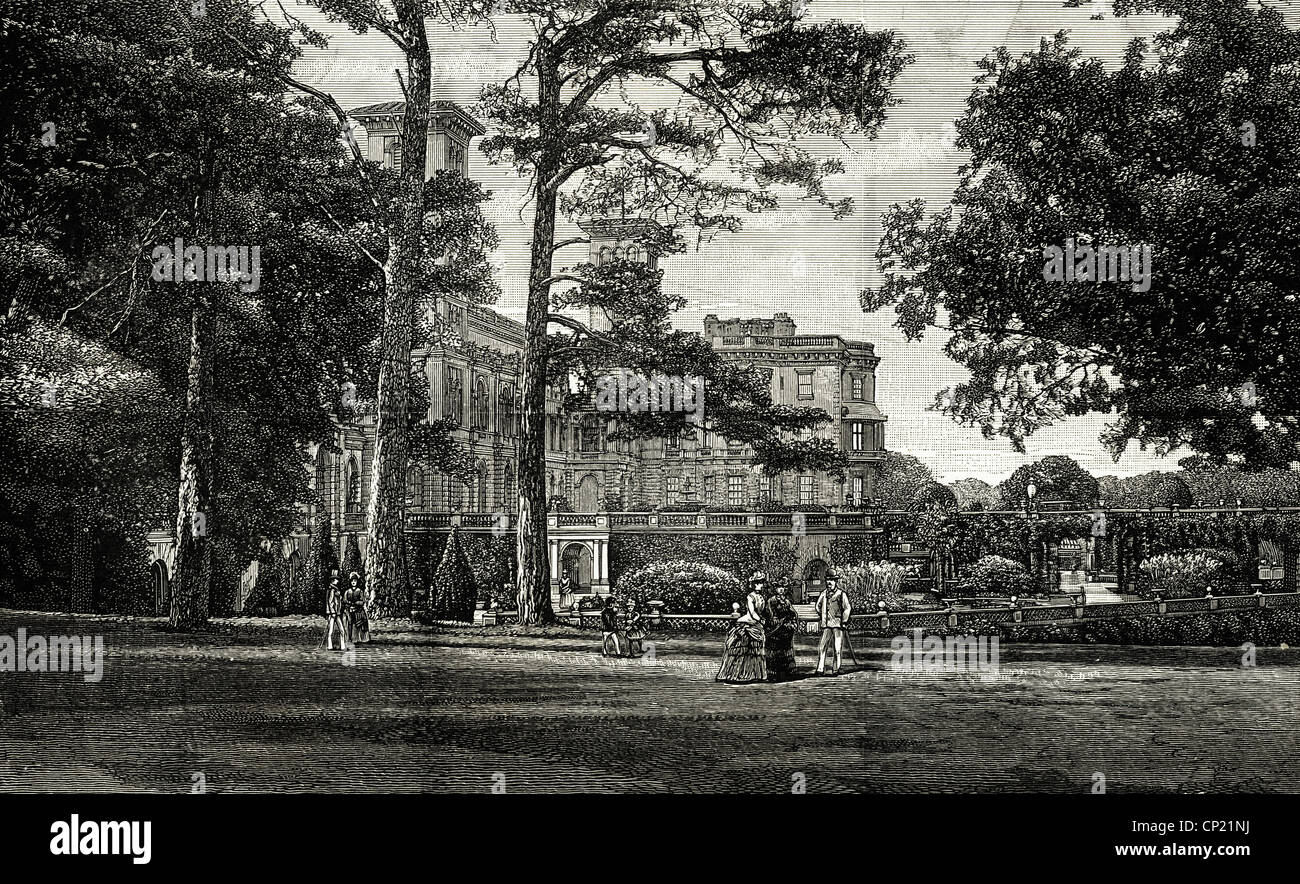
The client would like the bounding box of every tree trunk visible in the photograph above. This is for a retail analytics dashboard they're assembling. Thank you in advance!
[171,287,215,628]
[364,3,431,619]
[515,52,562,626]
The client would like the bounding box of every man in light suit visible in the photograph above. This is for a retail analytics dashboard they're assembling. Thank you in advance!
[815,571,852,674]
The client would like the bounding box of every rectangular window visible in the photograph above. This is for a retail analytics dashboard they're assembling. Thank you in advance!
[851,476,865,506]
[797,371,813,399]
[852,422,864,452]
[851,375,864,400]
[666,476,681,505]
[728,475,745,508]
[800,475,815,506]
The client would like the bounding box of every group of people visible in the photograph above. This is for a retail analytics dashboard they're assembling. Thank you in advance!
[715,569,853,684]
[325,570,373,651]
[599,596,649,656]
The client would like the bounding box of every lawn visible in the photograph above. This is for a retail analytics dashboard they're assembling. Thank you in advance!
[1,609,1296,793]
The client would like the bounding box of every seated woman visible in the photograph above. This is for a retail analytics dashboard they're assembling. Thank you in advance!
[716,572,768,684]
[624,599,648,656]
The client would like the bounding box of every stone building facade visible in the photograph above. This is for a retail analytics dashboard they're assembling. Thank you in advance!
[148,100,889,612]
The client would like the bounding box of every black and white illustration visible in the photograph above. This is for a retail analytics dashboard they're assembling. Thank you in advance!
[2,0,1298,807]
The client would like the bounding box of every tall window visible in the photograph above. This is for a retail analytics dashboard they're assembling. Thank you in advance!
[406,465,425,509]
[580,416,601,452]
[443,367,464,425]
[852,422,864,452]
[503,461,515,512]
[728,475,745,508]
[666,476,681,505]
[472,377,490,430]
[346,455,361,512]
[446,141,466,175]
[381,135,402,171]
[851,375,864,400]
[499,386,516,436]
[446,477,463,510]
[851,476,865,506]
[797,371,813,399]
[799,475,815,506]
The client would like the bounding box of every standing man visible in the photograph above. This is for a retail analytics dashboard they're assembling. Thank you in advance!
[325,573,346,651]
[600,595,624,657]
[815,570,852,675]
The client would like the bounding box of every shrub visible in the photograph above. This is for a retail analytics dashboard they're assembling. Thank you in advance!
[838,560,909,612]
[426,528,477,623]
[243,553,284,616]
[614,560,746,614]
[1139,550,1223,599]
[957,555,1038,598]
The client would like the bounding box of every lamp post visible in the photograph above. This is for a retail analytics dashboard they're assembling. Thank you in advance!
[1025,482,1043,591]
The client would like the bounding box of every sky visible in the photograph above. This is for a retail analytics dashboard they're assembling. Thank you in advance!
[288,0,1207,485]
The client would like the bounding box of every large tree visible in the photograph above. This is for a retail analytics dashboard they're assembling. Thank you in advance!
[997,455,1099,508]
[865,0,1300,469]
[480,0,911,623]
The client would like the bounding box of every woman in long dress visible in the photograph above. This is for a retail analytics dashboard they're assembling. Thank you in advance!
[344,571,370,645]
[764,581,799,681]
[716,572,768,684]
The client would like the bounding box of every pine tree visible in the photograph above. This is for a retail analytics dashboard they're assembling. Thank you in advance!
[428,527,477,623]
[303,515,339,616]
[341,534,363,586]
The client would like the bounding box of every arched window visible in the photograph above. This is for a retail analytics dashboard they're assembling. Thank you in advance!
[598,246,613,265]
[499,385,515,436]
[346,455,361,512]
[476,460,489,512]
[406,465,426,509]
[472,377,490,430]
[626,246,640,262]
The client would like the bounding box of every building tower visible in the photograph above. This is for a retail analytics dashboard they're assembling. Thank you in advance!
[349,101,486,179]
[578,218,664,332]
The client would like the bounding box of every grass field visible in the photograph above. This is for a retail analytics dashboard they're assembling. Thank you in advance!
[1,610,1297,793]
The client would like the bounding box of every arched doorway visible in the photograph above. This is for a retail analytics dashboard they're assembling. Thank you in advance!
[800,558,828,604]
[576,474,599,512]
[560,542,594,594]
[152,560,170,615]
